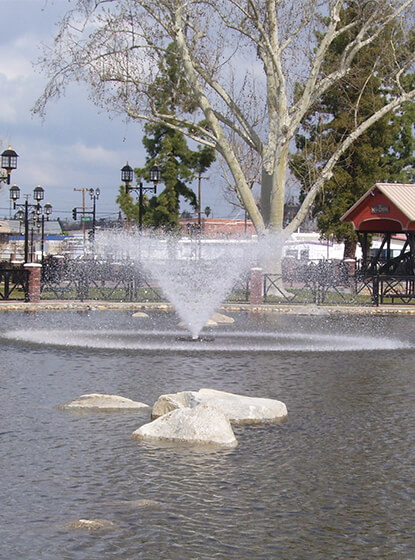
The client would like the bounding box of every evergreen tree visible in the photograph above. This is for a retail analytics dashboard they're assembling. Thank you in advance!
[116,185,141,226]
[291,2,415,257]
[136,123,215,229]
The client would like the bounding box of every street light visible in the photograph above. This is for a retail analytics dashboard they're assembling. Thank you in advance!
[121,162,161,230]
[33,185,44,202]
[1,147,18,185]
[10,184,53,264]
[121,164,134,185]
[89,187,100,241]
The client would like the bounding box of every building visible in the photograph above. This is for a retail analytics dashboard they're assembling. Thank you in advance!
[179,217,256,237]
[0,219,64,261]
[341,182,415,274]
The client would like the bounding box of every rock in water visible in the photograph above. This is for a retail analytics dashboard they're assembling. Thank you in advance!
[132,404,238,447]
[210,312,235,324]
[152,388,287,424]
[58,393,150,411]
[67,518,116,531]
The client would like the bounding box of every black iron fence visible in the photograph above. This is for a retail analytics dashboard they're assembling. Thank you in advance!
[1,256,415,305]
[0,264,29,301]
[41,256,164,302]
[264,259,361,305]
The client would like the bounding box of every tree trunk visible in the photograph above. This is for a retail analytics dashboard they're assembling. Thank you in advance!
[258,230,293,298]
[343,237,357,259]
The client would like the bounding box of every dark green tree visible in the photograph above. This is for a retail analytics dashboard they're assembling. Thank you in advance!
[116,185,141,226]
[117,43,215,229]
[291,2,415,257]
[136,123,215,229]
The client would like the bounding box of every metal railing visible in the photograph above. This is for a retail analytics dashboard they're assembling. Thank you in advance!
[1,256,415,306]
[0,265,29,301]
[263,259,361,305]
[41,256,164,302]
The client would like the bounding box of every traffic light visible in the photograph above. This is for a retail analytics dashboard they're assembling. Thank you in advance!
[72,208,77,220]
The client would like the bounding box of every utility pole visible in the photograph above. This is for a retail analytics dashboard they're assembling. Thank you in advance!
[74,188,89,248]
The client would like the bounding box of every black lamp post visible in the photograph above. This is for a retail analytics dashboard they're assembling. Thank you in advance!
[10,184,52,264]
[89,188,100,241]
[121,163,161,230]
[1,147,18,185]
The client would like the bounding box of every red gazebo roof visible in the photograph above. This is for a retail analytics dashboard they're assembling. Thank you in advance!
[341,183,415,233]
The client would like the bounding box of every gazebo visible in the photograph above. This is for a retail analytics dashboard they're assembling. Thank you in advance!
[341,182,415,303]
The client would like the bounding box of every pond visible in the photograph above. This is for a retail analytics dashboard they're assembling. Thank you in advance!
[1,309,415,559]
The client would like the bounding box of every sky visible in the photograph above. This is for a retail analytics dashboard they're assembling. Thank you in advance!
[0,0,237,223]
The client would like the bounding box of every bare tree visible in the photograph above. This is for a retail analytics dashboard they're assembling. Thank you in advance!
[34,0,415,263]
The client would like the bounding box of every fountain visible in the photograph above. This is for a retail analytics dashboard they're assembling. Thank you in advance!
[95,230,258,339]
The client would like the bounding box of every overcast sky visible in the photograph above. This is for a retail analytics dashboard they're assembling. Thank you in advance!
[0,0,236,222]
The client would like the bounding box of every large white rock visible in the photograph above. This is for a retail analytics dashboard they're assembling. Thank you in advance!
[58,393,150,411]
[132,404,238,447]
[152,390,198,418]
[152,388,287,425]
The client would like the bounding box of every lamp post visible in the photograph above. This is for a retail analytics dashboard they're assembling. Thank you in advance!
[89,187,100,241]
[121,163,161,230]
[10,184,53,263]
[1,147,18,185]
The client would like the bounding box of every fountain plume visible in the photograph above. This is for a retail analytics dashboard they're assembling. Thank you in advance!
[95,230,256,339]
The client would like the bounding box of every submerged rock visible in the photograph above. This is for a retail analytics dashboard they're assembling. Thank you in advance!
[178,319,218,329]
[152,388,287,425]
[132,404,238,447]
[210,312,235,324]
[112,498,163,509]
[58,393,150,411]
[67,518,116,531]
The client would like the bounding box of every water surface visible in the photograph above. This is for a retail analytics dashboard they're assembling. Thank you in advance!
[1,310,415,559]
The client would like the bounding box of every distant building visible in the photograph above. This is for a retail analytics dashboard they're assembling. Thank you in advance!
[179,217,256,237]
[0,219,64,261]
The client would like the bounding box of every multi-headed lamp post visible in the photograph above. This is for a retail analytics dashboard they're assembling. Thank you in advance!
[10,184,52,264]
[121,163,161,230]
[89,187,100,240]
[1,147,18,185]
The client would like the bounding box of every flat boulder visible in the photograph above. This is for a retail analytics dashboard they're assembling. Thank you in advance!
[132,404,238,447]
[152,388,287,425]
[58,393,150,411]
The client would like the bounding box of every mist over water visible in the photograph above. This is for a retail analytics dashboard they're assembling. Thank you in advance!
[95,230,265,338]
[3,326,411,353]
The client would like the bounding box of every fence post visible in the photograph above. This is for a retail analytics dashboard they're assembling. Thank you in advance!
[250,267,263,305]
[372,274,379,306]
[23,263,42,303]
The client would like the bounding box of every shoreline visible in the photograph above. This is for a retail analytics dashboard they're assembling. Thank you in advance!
[0,300,415,315]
